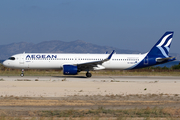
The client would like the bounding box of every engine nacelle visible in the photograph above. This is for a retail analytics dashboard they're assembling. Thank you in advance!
[63,65,78,75]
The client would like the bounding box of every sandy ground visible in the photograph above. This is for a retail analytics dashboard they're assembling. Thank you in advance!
[0,76,180,118]
[0,76,180,97]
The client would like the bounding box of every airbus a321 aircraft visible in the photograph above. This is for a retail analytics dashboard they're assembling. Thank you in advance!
[3,32,175,77]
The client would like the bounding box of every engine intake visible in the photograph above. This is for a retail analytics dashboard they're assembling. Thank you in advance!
[63,65,78,75]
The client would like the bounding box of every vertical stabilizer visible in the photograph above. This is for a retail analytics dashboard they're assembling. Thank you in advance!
[148,32,174,58]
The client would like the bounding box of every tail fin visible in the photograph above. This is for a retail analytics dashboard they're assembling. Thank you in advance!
[148,31,174,58]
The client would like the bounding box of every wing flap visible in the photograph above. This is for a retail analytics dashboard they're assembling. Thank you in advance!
[77,50,115,71]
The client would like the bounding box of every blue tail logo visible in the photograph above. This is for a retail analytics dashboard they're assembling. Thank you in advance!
[148,32,174,58]
[129,31,175,70]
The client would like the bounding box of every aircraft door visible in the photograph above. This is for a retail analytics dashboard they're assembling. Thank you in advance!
[144,56,148,65]
[19,55,24,65]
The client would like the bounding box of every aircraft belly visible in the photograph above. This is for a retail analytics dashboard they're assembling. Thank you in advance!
[103,62,133,70]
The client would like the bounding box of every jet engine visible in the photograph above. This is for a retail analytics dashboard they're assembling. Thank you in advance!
[63,65,78,75]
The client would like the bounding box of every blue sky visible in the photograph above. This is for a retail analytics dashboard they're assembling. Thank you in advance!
[0,0,180,53]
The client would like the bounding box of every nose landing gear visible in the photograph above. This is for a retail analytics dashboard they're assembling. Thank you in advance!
[20,69,24,77]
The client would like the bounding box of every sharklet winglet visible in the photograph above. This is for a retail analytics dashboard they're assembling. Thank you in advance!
[107,50,115,60]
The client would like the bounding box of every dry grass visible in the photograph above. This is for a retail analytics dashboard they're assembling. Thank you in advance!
[0,94,180,119]
[0,107,180,119]
[37,107,180,118]
[0,94,179,106]
[0,69,180,76]
[0,99,179,106]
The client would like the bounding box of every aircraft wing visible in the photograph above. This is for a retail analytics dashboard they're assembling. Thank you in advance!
[77,50,115,71]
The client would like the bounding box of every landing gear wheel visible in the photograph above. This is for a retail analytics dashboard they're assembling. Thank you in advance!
[86,72,92,78]
[20,73,24,77]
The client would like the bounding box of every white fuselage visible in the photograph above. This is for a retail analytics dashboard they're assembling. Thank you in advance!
[3,53,146,70]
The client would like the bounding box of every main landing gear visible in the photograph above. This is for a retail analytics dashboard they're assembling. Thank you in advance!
[86,71,92,78]
[20,69,24,77]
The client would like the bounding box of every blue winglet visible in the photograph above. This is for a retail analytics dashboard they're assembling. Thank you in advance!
[107,50,115,60]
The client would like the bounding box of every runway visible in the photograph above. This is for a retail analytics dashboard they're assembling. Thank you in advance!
[0,76,180,97]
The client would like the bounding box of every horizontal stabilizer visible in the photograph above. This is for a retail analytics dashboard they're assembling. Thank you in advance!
[156,57,176,63]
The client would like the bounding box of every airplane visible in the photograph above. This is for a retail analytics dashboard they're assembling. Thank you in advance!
[2,31,176,77]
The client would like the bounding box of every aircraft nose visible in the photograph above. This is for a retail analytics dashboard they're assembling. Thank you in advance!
[3,60,9,67]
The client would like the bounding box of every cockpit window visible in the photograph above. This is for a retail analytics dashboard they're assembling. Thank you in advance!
[8,57,15,60]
